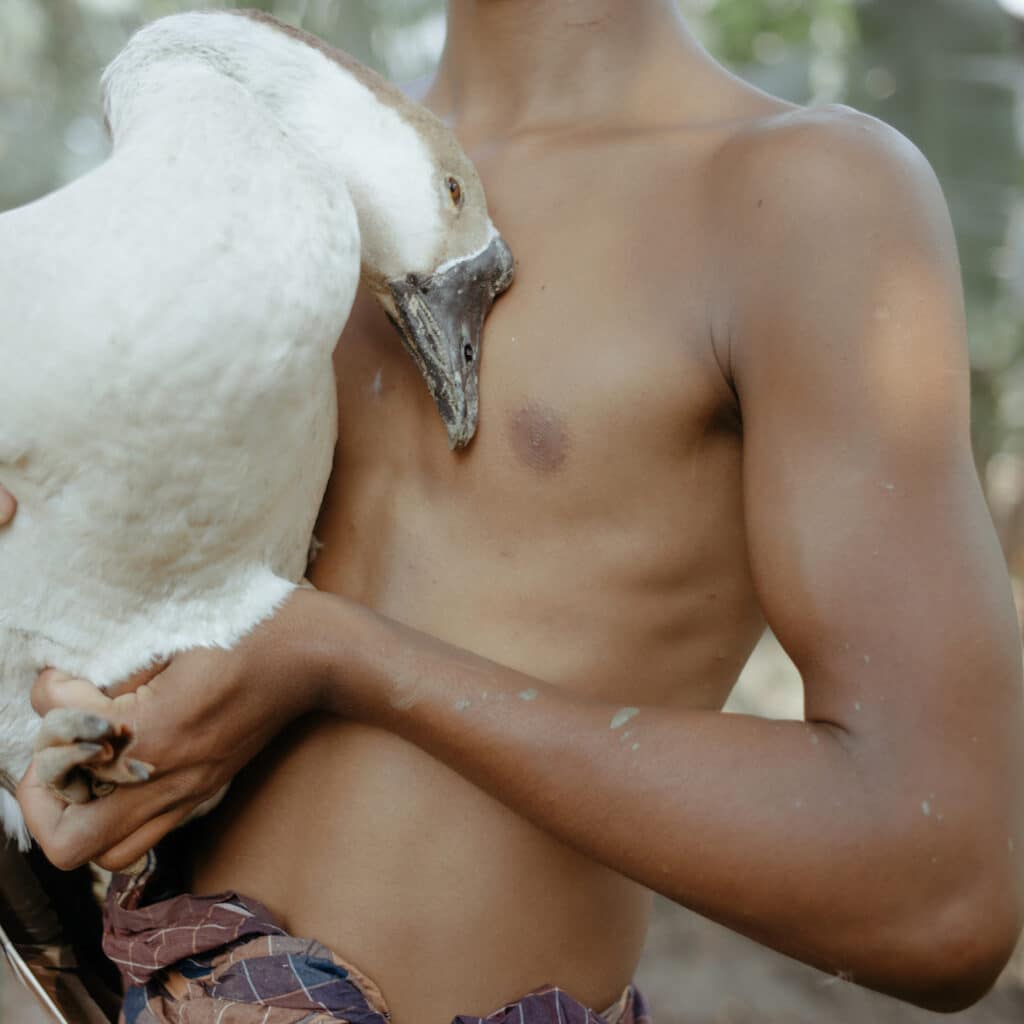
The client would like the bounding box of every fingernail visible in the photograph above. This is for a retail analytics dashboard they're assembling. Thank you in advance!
[127,760,153,781]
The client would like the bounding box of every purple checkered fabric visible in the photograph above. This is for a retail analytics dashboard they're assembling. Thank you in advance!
[454,984,651,1024]
[103,854,651,1024]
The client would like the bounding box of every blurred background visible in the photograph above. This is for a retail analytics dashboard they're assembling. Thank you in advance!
[1,1,1023,1021]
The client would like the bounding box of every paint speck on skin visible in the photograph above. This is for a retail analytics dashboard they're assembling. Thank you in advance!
[921,800,931,816]
[610,707,639,730]
[793,798,804,809]
[854,701,862,712]
[370,367,383,398]
[389,687,420,711]
[631,742,640,751]
[881,482,895,493]
[1010,838,1016,853]
[518,688,539,701]
[821,968,855,987]
[455,697,472,712]
[810,732,820,745]
[863,654,871,665]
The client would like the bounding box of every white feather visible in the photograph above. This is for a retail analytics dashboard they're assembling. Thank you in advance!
[0,12,470,845]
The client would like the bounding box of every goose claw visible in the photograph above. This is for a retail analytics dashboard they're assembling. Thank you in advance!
[35,741,103,803]
[34,708,112,749]
[34,707,139,804]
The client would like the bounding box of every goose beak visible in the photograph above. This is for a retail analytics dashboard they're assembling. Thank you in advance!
[386,234,514,449]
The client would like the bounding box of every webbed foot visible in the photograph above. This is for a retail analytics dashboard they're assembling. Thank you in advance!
[34,708,152,803]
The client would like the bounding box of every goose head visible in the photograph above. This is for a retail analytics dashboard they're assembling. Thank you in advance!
[102,11,514,449]
[276,31,517,451]
[348,113,515,451]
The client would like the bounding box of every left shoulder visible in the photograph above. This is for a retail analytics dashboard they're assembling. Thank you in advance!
[726,102,930,173]
[710,102,953,254]
[712,103,969,418]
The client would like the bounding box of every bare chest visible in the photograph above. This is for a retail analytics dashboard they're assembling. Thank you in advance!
[314,131,759,698]
[331,138,734,501]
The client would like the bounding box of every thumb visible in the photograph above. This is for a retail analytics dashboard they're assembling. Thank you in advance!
[31,669,112,718]
[105,659,171,699]
[32,660,171,716]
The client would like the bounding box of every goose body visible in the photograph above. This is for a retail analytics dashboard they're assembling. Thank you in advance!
[0,11,513,846]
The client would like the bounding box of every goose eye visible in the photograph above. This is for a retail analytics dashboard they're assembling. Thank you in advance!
[447,177,463,208]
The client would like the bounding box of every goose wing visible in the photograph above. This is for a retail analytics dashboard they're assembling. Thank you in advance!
[0,67,355,816]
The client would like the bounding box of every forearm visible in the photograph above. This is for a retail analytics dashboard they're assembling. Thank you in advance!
[308,595,1015,1009]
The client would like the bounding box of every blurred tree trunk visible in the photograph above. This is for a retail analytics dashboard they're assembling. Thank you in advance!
[844,0,1021,475]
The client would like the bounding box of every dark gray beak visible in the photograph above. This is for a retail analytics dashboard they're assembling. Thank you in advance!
[387,234,514,449]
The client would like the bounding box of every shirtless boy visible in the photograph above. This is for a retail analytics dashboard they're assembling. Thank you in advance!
[8,2,1024,1021]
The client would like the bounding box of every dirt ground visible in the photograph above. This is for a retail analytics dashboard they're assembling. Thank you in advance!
[3,634,1023,1023]
[1,956,50,1024]
[636,894,1024,1024]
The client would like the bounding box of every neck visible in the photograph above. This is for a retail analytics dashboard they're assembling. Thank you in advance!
[104,12,446,276]
[426,0,703,140]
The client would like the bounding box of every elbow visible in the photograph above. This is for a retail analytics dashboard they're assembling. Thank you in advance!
[890,873,1023,1012]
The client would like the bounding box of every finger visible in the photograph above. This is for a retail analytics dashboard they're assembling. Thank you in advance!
[90,756,155,786]
[105,659,170,699]
[19,758,197,869]
[34,707,113,750]
[95,807,190,873]
[31,671,113,718]
[16,761,71,855]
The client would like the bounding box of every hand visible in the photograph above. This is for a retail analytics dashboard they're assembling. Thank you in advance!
[0,484,15,526]
[17,586,327,871]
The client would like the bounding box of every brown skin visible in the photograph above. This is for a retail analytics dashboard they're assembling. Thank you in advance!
[12,1,1024,1019]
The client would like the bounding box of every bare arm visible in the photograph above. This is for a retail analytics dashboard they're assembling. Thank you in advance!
[313,109,1024,1007]
[20,107,1023,1012]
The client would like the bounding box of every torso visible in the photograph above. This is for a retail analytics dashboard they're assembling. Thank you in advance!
[190,78,791,1024]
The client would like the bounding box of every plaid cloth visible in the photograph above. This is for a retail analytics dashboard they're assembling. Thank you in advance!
[103,852,652,1024]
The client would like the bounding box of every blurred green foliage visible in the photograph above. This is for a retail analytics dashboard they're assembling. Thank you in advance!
[688,0,858,68]
[680,0,1024,476]
[1,0,1022,512]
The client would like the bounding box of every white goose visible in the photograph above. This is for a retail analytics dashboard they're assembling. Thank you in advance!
[0,10,514,847]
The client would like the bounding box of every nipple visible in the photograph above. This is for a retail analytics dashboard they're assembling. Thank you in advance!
[506,402,570,473]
